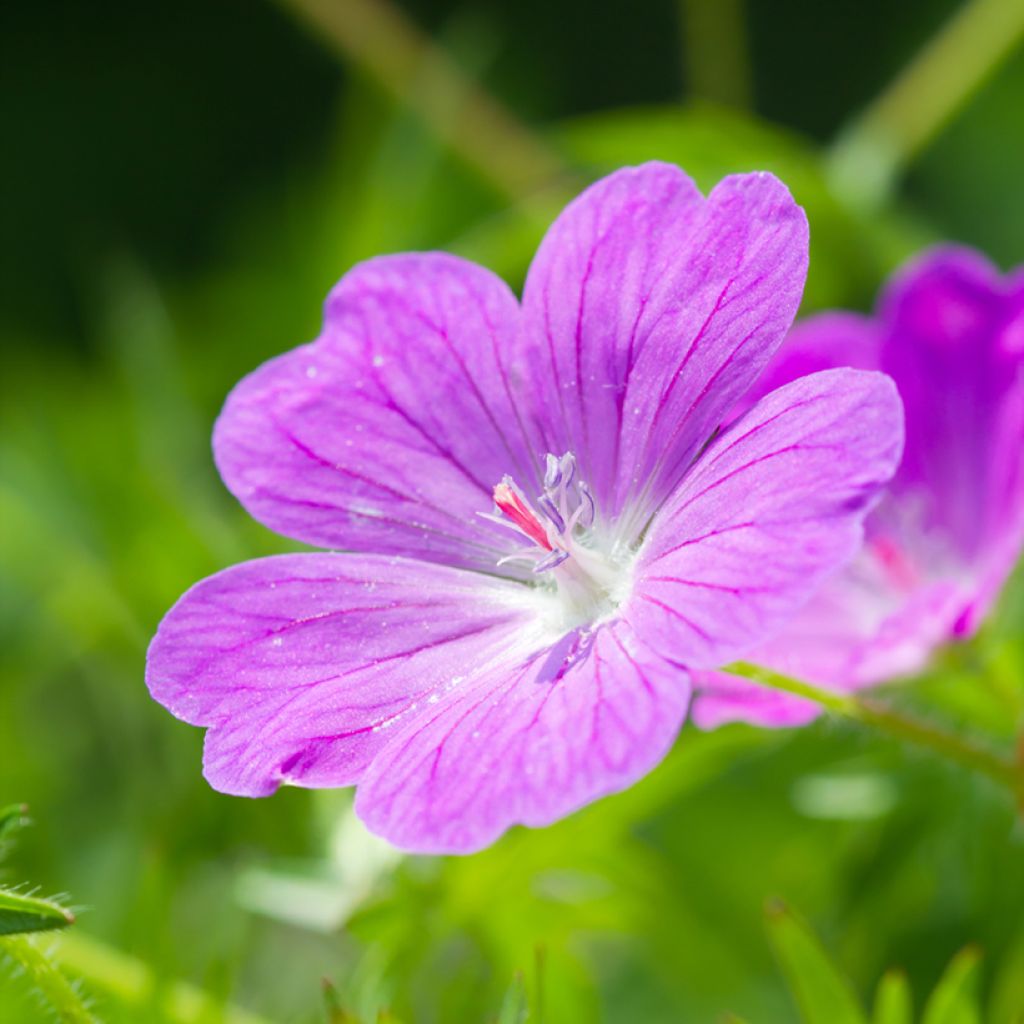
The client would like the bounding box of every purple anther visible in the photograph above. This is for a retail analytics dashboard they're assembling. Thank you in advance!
[538,494,566,533]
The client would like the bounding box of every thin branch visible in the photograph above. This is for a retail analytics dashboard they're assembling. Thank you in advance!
[679,0,752,110]
[275,0,574,202]
[828,0,1024,209]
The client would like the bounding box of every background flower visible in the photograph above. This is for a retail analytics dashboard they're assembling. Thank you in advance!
[695,246,1024,728]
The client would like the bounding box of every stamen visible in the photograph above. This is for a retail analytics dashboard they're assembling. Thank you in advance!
[538,495,566,533]
[534,549,570,573]
[488,451,629,628]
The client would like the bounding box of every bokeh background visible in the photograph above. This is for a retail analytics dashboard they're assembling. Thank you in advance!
[3,0,1024,1020]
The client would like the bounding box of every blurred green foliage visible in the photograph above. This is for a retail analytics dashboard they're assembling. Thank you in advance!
[2,0,1024,1021]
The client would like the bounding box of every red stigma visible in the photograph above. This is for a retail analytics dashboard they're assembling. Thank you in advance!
[872,536,919,592]
[493,481,552,550]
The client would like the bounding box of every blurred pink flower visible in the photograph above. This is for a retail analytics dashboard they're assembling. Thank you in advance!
[695,246,1024,729]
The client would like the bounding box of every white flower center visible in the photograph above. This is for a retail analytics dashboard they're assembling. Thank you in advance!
[484,452,633,630]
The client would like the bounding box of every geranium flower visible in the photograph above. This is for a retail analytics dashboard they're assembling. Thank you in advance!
[695,245,1024,729]
[146,163,903,853]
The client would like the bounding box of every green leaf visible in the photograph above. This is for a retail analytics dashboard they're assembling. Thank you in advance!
[873,969,913,1024]
[921,947,982,1024]
[765,900,868,1024]
[497,972,529,1024]
[0,888,75,936]
[322,976,357,1022]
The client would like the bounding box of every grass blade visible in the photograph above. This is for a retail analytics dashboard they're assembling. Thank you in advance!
[765,900,867,1024]
[873,969,913,1024]
[922,947,982,1024]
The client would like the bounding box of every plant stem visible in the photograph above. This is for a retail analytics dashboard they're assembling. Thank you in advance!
[725,661,1022,796]
[276,0,573,202]
[827,0,1024,210]
[679,0,752,110]
[49,931,274,1024]
[1,936,99,1023]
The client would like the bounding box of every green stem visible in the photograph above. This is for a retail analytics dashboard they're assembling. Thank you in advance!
[679,0,752,110]
[725,661,1022,796]
[1,936,98,1023]
[49,931,274,1024]
[827,0,1024,209]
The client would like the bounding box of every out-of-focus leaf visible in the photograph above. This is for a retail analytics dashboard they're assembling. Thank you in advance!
[0,889,74,936]
[497,973,529,1024]
[322,976,358,1023]
[872,969,913,1024]
[921,947,982,1024]
[0,804,27,841]
[765,901,867,1024]
[990,932,1024,1024]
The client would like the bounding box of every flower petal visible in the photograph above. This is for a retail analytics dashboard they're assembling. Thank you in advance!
[632,368,904,669]
[355,618,690,854]
[214,253,538,573]
[691,672,819,730]
[145,554,544,797]
[520,162,809,522]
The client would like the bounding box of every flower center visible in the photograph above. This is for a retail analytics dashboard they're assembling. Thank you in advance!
[485,453,630,628]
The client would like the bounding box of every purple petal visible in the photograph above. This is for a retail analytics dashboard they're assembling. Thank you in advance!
[691,672,820,730]
[632,368,904,669]
[145,554,542,797]
[355,619,690,854]
[520,162,809,522]
[214,253,539,574]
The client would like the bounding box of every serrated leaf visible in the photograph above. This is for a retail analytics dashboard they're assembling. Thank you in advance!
[497,972,529,1024]
[765,901,868,1024]
[921,947,982,1024]
[873,969,913,1024]
[0,888,75,936]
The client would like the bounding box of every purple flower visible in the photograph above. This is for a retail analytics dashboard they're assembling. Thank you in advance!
[694,245,1024,730]
[146,163,903,853]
